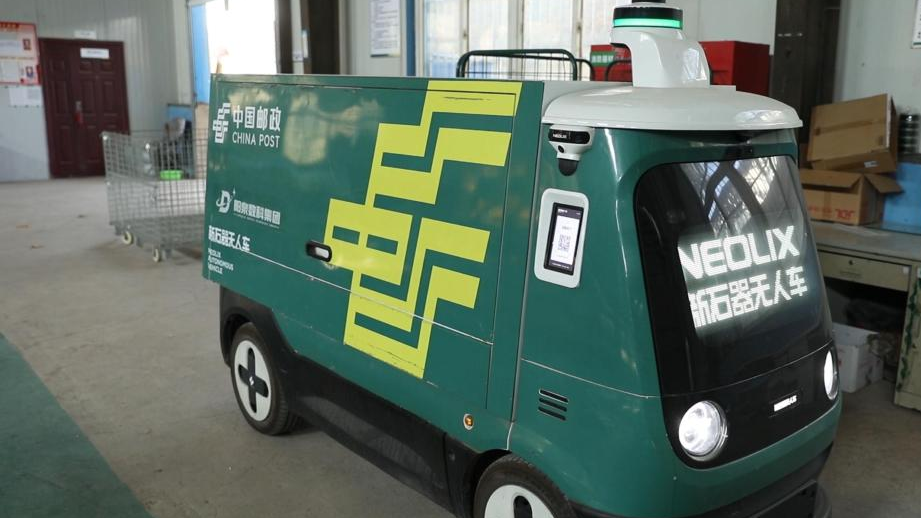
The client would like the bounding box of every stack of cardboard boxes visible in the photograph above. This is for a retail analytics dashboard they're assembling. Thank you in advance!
[800,94,903,225]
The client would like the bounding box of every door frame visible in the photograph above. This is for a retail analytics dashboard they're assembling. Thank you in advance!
[38,38,130,178]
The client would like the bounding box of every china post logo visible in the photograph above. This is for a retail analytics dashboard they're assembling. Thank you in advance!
[212,102,231,144]
[322,81,521,378]
[216,189,234,214]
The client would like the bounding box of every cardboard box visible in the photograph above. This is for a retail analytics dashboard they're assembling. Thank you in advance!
[808,94,899,173]
[800,169,902,225]
[833,323,884,393]
[884,162,921,228]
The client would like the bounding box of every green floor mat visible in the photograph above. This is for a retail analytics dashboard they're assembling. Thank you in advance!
[0,334,151,517]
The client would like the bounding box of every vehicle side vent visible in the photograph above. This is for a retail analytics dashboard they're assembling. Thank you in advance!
[538,389,568,421]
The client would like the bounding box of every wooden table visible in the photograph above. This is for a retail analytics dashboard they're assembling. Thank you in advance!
[812,221,921,411]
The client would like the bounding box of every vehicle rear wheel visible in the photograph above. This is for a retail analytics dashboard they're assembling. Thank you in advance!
[474,456,576,518]
[230,323,299,435]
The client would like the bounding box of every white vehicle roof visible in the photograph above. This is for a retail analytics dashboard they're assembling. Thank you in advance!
[542,85,802,132]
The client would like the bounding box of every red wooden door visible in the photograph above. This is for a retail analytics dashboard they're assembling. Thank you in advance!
[40,39,129,178]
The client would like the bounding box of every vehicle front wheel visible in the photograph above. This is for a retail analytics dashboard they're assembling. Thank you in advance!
[474,456,576,518]
[229,323,299,435]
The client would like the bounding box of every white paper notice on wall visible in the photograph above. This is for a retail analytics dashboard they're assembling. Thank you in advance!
[74,29,98,40]
[8,85,42,107]
[914,0,921,49]
[80,48,109,60]
[370,0,401,57]
[0,59,20,83]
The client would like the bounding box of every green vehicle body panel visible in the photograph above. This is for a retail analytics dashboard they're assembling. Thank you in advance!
[204,74,839,517]
[205,75,545,452]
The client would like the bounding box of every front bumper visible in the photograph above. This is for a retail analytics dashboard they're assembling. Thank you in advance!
[572,446,832,518]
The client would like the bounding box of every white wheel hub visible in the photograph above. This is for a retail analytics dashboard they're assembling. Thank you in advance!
[233,339,272,422]
[484,484,554,518]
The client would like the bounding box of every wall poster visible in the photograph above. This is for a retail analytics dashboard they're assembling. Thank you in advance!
[913,0,921,49]
[0,21,39,85]
[370,0,401,57]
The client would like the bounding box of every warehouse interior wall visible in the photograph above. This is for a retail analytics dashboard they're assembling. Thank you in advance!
[836,0,921,114]
[338,0,778,77]
[3,0,920,182]
[342,0,407,76]
[670,0,777,51]
[171,0,193,107]
[0,0,182,182]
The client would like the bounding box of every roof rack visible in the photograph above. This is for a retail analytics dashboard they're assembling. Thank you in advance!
[455,49,595,81]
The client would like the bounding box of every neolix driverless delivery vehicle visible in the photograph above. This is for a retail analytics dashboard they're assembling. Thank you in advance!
[203,2,840,517]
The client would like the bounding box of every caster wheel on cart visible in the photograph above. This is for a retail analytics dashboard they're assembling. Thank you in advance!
[230,323,300,435]
[474,456,576,518]
[122,231,134,245]
[152,248,163,263]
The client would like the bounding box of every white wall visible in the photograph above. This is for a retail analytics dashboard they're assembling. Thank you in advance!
[836,0,921,114]
[171,0,194,105]
[343,0,406,76]
[0,0,53,182]
[0,0,182,181]
[673,0,777,51]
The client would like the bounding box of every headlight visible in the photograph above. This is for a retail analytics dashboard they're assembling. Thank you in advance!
[824,350,839,400]
[678,401,728,460]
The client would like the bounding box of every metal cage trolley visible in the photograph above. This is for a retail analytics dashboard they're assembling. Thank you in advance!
[102,130,208,262]
[456,48,595,81]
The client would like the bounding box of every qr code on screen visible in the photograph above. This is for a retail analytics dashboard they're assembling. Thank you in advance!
[557,234,572,252]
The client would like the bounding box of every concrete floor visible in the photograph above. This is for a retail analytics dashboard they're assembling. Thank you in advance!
[0,177,919,518]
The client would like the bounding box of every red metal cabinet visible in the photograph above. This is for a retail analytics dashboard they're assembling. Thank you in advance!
[700,41,771,96]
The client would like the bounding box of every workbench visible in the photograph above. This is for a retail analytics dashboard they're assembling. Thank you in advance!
[813,221,921,411]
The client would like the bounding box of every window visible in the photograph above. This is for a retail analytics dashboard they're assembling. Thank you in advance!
[205,0,277,75]
[580,0,631,61]
[421,0,631,78]
[523,0,575,51]
[191,0,277,102]
[423,0,464,78]
[469,0,510,52]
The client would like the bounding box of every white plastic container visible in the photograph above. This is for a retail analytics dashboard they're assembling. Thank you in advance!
[833,323,884,393]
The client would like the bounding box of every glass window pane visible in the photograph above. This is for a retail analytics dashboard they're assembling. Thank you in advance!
[523,0,574,51]
[206,0,277,74]
[469,0,509,51]
[580,0,630,59]
[635,155,826,393]
[423,0,463,77]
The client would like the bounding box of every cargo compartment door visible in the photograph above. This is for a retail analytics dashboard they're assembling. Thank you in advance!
[313,83,521,408]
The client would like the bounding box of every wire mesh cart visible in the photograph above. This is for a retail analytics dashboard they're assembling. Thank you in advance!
[102,130,207,262]
[456,49,595,81]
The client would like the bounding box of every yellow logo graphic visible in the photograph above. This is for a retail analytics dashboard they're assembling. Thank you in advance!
[323,81,522,378]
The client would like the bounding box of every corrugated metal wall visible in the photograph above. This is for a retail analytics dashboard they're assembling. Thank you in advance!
[0,0,183,181]
[29,0,181,132]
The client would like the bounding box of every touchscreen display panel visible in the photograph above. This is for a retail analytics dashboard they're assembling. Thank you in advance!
[545,203,584,274]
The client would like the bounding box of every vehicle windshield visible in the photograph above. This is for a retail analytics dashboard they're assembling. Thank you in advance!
[635,155,830,395]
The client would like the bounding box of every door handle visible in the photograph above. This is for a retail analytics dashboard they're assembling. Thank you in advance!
[74,100,84,125]
[306,240,332,262]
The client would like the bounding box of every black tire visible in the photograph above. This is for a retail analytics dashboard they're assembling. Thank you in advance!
[473,455,576,518]
[229,323,300,435]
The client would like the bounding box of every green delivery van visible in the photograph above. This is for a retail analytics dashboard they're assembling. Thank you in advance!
[202,3,840,517]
